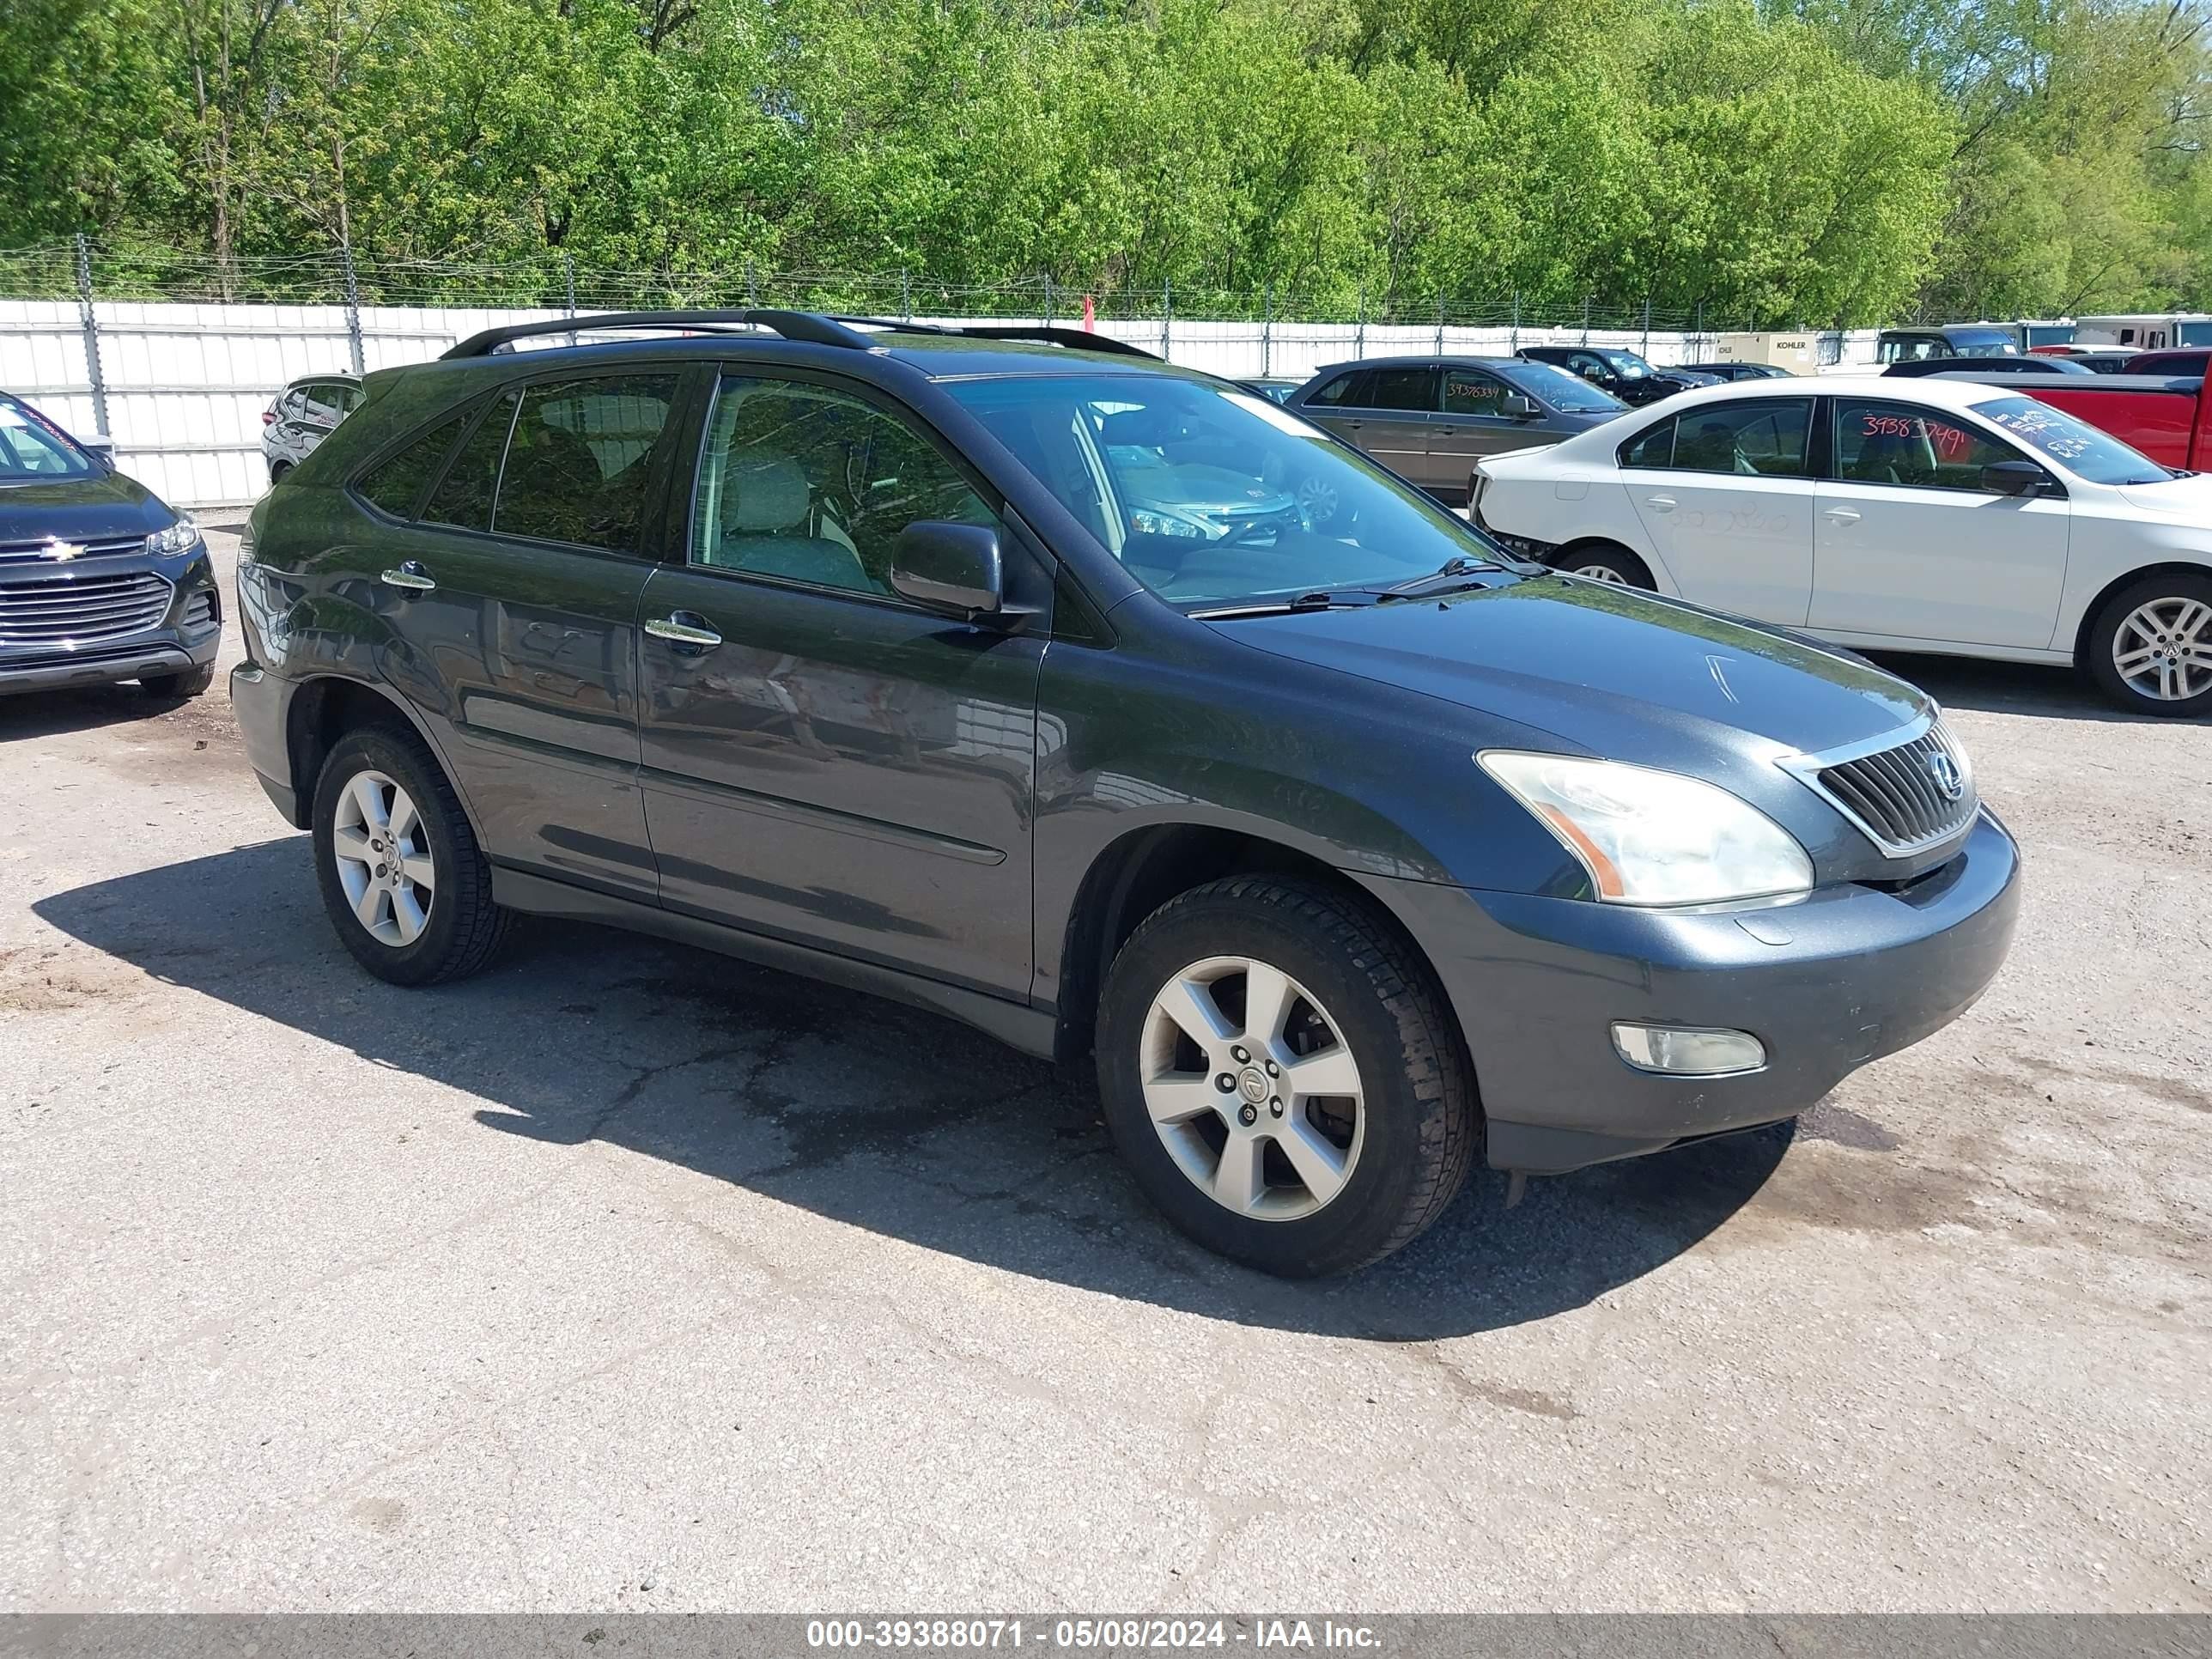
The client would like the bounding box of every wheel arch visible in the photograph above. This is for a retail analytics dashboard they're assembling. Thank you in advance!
[2069,560,2212,665]
[284,675,475,835]
[1550,536,1662,589]
[1049,822,1453,1066]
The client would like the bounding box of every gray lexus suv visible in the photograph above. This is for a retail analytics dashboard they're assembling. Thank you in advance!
[1286,356,1627,507]
[231,310,2020,1276]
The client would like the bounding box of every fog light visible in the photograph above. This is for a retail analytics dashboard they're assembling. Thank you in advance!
[1610,1023,1765,1077]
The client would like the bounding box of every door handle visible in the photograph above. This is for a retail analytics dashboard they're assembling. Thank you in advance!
[380,562,435,592]
[1644,495,1677,511]
[1824,507,1862,524]
[645,611,722,652]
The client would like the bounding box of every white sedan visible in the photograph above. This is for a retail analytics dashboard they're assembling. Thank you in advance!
[1471,374,2212,715]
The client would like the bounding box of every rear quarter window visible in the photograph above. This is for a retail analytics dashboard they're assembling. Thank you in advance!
[355,410,470,519]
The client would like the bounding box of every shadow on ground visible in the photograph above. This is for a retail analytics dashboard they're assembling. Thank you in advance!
[1866,649,2182,725]
[34,837,1794,1338]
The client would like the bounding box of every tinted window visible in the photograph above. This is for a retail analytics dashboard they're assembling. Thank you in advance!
[0,397,93,481]
[1443,368,1510,413]
[301,383,352,425]
[1834,400,2022,490]
[1303,372,1361,409]
[1618,416,1675,468]
[495,375,676,552]
[1972,395,2169,484]
[1670,398,1811,477]
[691,376,996,597]
[946,375,1508,607]
[357,410,467,518]
[422,395,513,532]
[1365,367,1439,412]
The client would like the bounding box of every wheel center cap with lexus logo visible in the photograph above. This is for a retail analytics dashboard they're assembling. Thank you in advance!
[1927,751,1965,802]
[1237,1068,1269,1104]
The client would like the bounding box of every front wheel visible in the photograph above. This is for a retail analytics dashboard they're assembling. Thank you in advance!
[2086,573,2212,716]
[311,726,511,985]
[1096,877,1479,1276]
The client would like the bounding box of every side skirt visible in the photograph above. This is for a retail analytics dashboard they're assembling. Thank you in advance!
[490,866,1060,1060]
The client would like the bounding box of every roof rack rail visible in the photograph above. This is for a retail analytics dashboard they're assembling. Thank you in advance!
[860,320,1158,360]
[441,309,877,360]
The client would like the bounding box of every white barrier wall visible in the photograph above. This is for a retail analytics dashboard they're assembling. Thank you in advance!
[0,299,1882,507]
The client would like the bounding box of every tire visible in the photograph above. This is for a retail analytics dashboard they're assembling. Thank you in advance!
[310,726,510,986]
[135,663,216,701]
[2084,572,2212,717]
[1553,542,1655,588]
[268,460,292,485]
[1096,876,1479,1276]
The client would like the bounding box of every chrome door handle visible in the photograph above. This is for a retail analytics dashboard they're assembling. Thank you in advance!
[1644,495,1677,510]
[380,562,435,592]
[645,612,722,651]
[1824,507,1862,524]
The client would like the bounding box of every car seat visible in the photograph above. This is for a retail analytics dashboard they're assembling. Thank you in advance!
[708,449,872,591]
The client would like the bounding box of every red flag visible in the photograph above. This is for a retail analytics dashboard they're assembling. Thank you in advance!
[1082,295,1096,331]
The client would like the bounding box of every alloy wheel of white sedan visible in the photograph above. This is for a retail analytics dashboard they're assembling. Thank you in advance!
[1572,561,1631,584]
[1139,954,1364,1222]
[2110,597,2212,703]
[331,768,436,946]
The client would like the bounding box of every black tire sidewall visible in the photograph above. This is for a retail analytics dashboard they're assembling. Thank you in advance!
[2087,573,2212,718]
[1559,543,1653,588]
[1097,891,1451,1277]
[311,729,476,985]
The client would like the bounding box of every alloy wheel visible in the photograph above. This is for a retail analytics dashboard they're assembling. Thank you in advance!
[1139,955,1365,1222]
[1572,562,1631,585]
[2112,598,2212,702]
[331,768,436,946]
[1296,475,1340,527]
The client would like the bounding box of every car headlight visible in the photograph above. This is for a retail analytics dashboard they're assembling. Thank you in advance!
[146,514,200,556]
[1478,751,1814,906]
[1129,507,1211,540]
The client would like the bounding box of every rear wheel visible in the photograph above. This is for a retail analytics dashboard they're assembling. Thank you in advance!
[134,664,215,701]
[2086,573,2212,716]
[311,726,510,985]
[268,459,292,486]
[1554,542,1655,588]
[1096,877,1478,1276]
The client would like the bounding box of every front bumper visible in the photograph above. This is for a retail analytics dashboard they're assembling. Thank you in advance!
[1364,809,2022,1173]
[0,616,220,696]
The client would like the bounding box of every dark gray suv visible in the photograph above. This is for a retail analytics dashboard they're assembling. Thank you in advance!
[231,310,2021,1276]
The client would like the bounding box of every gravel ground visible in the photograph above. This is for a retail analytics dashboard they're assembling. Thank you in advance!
[2,526,2207,1613]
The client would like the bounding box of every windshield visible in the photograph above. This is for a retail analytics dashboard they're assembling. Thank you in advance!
[1598,350,1654,379]
[1512,361,1625,413]
[944,374,1509,606]
[0,398,94,483]
[1946,331,2019,358]
[1974,394,2172,484]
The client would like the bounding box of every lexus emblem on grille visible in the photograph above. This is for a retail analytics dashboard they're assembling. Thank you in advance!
[40,538,87,562]
[1926,751,1965,802]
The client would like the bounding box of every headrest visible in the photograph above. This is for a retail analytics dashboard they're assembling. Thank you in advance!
[723,451,811,532]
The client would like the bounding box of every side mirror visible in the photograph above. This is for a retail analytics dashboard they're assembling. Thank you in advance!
[890,521,1010,622]
[1981,459,2051,497]
[1500,392,1540,420]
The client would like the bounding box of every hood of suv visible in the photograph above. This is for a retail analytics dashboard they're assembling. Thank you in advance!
[0,468,169,545]
[1211,573,1928,762]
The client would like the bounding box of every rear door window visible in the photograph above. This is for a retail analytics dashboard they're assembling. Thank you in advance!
[1668,398,1812,477]
[1365,367,1440,413]
[493,375,678,553]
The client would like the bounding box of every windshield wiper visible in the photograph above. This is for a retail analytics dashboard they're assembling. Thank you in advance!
[1376,555,1504,599]
[1188,589,1376,620]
